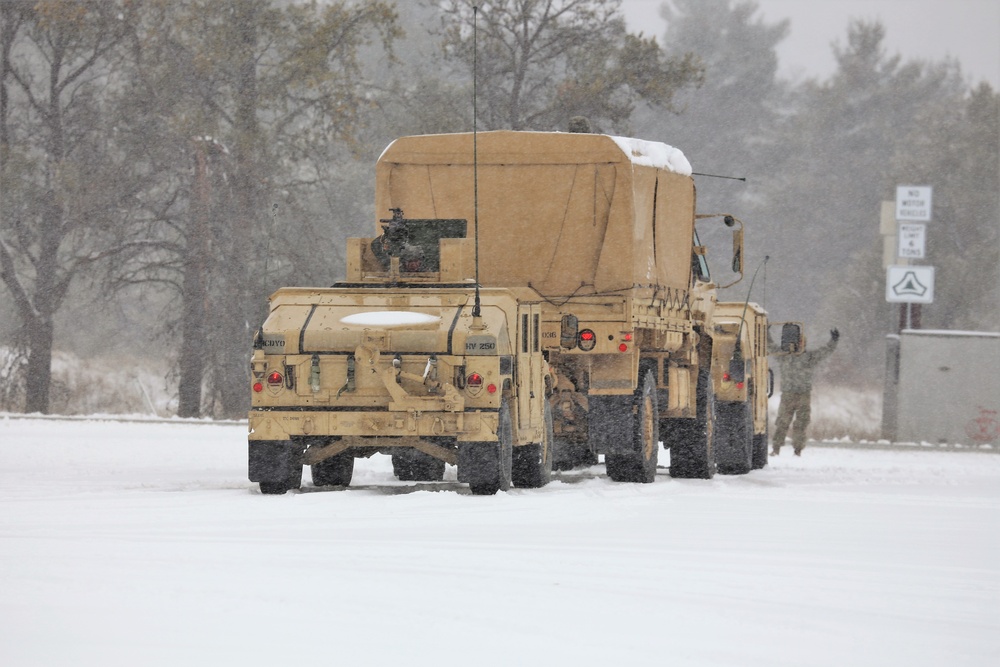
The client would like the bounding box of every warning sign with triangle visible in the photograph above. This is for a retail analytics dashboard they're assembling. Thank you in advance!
[886,265,935,304]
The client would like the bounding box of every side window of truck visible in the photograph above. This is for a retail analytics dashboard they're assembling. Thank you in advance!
[692,230,711,282]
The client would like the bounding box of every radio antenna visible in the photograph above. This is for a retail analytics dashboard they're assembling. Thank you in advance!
[472,5,482,318]
[692,172,747,182]
[734,255,770,353]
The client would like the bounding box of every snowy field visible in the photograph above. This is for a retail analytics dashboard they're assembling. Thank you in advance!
[2,417,998,667]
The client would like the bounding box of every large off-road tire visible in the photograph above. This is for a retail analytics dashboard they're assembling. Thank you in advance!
[391,449,446,482]
[714,400,753,475]
[513,402,554,488]
[249,439,304,495]
[462,399,513,495]
[311,452,355,487]
[667,366,716,479]
[605,370,659,483]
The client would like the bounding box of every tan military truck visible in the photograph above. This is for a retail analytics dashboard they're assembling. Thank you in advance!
[710,301,805,474]
[710,301,771,473]
[248,130,754,493]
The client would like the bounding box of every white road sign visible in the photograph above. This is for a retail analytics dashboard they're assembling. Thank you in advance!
[886,265,935,304]
[898,222,926,259]
[896,185,932,221]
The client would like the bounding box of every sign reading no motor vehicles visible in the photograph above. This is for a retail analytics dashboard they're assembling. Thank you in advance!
[896,185,932,221]
[886,265,935,304]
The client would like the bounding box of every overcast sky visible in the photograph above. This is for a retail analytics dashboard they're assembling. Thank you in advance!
[621,0,1000,88]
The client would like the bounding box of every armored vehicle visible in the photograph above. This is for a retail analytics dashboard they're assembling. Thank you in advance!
[710,301,771,473]
[249,130,766,493]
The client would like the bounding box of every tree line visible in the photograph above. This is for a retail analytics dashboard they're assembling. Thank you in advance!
[1,0,996,416]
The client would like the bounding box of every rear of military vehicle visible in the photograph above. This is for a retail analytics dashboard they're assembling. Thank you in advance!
[711,302,771,474]
[375,132,706,484]
[248,286,551,495]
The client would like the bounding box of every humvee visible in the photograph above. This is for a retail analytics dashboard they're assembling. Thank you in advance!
[249,131,777,493]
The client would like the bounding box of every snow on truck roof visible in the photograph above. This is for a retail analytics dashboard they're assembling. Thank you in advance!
[608,135,692,175]
[340,311,441,328]
[379,131,692,177]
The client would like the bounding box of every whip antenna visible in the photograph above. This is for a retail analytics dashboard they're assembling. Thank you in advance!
[735,255,770,351]
[726,254,769,383]
[692,172,747,182]
[472,4,482,318]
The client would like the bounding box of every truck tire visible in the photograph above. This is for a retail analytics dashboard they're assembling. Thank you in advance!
[714,401,753,475]
[462,399,514,495]
[667,366,716,479]
[392,449,446,482]
[513,402,554,488]
[311,452,355,487]
[249,439,304,494]
[605,370,659,483]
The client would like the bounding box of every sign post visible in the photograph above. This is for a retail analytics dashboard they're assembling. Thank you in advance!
[883,185,934,442]
[891,185,933,331]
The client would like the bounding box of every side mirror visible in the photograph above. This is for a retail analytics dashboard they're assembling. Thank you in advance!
[780,323,803,353]
[731,227,744,274]
[768,322,805,355]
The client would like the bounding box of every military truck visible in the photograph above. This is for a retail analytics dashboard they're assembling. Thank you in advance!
[248,130,766,494]
[710,301,771,473]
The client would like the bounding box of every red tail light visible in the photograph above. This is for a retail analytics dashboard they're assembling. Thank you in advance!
[579,329,596,351]
[466,372,485,396]
[267,371,283,386]
[253,382,264,393]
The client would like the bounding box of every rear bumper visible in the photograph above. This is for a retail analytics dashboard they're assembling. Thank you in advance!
[249,408,498,442]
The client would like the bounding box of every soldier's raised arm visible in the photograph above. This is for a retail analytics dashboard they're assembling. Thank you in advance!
[810,328,839,364]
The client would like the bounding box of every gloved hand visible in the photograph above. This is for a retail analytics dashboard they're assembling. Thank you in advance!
[830,328,840,341]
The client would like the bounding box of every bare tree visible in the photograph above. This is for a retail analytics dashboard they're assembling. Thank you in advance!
[436,0,703,132]
[0,1,140,413]
[116,0,401,418]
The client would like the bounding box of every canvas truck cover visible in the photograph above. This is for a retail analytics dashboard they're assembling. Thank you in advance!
[375,131,695,296]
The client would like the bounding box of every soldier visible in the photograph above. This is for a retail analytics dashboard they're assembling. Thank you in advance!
[772,328,839,456]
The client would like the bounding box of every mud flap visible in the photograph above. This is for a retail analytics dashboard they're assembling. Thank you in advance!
[248,440,302,483]
[588,395,633,456]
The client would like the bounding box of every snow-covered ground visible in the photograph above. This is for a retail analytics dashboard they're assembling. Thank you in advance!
[2,417,998,667]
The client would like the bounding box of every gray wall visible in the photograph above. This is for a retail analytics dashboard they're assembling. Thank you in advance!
[896,330,1000,445]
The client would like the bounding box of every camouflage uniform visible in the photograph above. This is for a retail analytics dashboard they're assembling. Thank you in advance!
[772,331,838,455]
